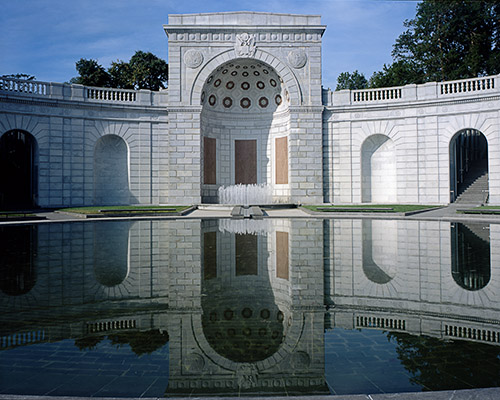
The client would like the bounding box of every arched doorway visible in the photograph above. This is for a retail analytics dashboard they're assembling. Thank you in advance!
[0,225,37,296]
[94,135,129,205]
[0,130,38,209]
[361,135,396,203]
[450,222,490,291]
[200,59,291,203]
[449,129,488,203]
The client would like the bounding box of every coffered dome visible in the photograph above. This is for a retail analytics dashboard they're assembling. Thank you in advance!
[201,59,289,113]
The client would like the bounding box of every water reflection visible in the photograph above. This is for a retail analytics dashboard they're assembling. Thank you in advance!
[0,219,498,397]
[451,222,490,290]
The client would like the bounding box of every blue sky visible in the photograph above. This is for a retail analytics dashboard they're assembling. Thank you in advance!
[0,0,420,89]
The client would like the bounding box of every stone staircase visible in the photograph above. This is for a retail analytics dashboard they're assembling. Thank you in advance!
[455,163,489,205]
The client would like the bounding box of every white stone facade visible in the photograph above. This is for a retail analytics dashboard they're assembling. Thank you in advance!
[1,12,500,206]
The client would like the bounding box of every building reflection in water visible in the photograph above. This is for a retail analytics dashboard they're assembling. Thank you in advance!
[0,219,499,396]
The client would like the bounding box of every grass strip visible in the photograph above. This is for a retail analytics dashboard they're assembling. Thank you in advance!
[59,205,191,215]
[303,204,437,213]
[457,206,500,214]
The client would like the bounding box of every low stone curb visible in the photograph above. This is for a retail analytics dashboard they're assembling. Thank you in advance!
[54,206,197,219]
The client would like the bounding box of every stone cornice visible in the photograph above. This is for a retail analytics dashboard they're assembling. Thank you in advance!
[0,96,169,122]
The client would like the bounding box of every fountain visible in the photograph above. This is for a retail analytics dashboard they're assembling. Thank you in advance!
[218,184,273,206]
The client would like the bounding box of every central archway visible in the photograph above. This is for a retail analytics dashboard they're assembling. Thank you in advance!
[200,59,291,203]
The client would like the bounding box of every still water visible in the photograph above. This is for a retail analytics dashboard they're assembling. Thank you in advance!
[0,218,499,397]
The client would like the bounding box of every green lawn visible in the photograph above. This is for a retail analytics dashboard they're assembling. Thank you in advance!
[457,205,500,214]
[303,204,438,213]
[58,205,192,215]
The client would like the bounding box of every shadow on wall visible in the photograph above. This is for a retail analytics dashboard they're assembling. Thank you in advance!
[361,135,397,203]
[94,134,138,205]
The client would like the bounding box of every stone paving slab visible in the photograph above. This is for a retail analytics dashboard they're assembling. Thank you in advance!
[2,387,500,400]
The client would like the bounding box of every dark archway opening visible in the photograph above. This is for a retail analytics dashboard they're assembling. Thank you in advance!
[0,225,37,296]
[451,222,490,291]
[0,130,38,210]
[449,129,488,203]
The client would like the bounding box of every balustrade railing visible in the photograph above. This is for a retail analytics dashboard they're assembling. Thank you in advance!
[356,315,406,331]
[352,87,403,102]
[86,87,137,102]
[440,76,495,95]
[444,324,500,344]
[0,77,48,95]
[0,329,46,349]
[86,318,137,333]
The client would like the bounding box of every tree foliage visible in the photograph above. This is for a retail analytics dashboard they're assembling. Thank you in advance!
[392,0,500,83]
[70,51,168,90]
[335,70,368,90]
[337,1,500,89]
[1,73,36,80]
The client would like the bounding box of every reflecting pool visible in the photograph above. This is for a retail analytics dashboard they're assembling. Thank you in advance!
[0,219,499,397]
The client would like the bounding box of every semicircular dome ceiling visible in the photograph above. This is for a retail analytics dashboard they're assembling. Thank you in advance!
[201,59,290,113]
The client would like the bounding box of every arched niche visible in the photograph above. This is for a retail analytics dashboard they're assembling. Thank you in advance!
[361,134,397,203]
[200,58,291,203]
[449,129,488,203]
[451,222,490,291]
[93,135,130,205]
[93,221,130,287]
[362,220,397,284]
[0,130,38,209]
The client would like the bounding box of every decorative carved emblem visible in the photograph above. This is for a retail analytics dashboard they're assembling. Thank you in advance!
[235,33,257,57]
[184,353,205,373]
[236,364,258,389]
[184,50,203,69]
[288,49,308,69]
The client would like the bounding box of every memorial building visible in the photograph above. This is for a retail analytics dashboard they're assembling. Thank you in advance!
[1,12,499,208]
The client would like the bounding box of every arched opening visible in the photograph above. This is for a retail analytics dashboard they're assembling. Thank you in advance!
[93,221,130,287]
[362,220,397,284]
[451,222,490,291]
[201,223,290,364]
[0,130,38,209]
[94,135,129,205]
[0,225,37,296]
[449,129,488,203]
[200,59,291,203]
[361,135,396,203]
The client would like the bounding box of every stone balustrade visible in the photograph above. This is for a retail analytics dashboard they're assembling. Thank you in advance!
[327,73,500,106]
[440,76,495,95]
[444,324,500,344]
[87,87,137,102]
[0,77,168,106]
[0,77,49,95]
[0,329,46,349]
[352,87,403,102]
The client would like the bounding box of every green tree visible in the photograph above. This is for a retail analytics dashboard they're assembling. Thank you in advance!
[368,0,500,88]
[335,70,368,91]
[70,58,111,87]
[128,51,168,90]
[70,51,168,90]
[369,61,423,88]
[108,60,133,89]
[0,73,36,80]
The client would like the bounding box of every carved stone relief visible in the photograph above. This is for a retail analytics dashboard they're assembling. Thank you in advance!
[184,49,204,69]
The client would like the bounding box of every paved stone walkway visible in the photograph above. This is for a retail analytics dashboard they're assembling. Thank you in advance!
[1,387,500,400]
[2,204,500,225]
